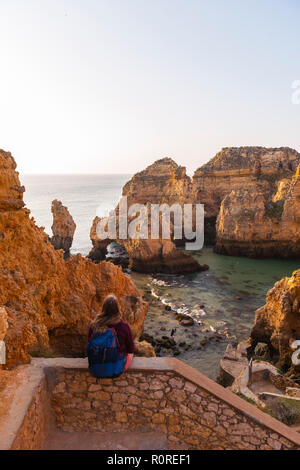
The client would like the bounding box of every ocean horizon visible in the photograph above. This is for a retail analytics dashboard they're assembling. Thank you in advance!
[22,173,132,256]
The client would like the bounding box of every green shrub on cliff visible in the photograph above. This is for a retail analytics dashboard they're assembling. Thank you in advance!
[264,200,284,220]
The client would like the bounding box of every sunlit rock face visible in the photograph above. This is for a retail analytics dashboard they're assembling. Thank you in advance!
[250,269,300,373]
[120,238,203,274]
[89,148,300,270]
[122,157,193,206]
[0,149,147,368]
[50,199,76,255]
[0,307,8,341]
[134,339,155,357]
[89,158,204,274]
[88,215,112,262]
[215,165,300,258]
[192,147,300,245]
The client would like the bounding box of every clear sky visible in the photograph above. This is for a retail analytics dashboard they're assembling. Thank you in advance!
[1,0,300,175]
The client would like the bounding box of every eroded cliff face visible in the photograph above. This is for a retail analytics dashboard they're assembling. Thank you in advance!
[89,149,300,266]
[193,147,300,244]
[50,199,76,255]
[193,146,300,216]
[215,165,300,258]
[89,158,204,274]
[250,269,300,373]
[122,157,193,205]
[0,150,147,368]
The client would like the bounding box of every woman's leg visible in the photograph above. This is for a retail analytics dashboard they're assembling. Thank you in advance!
[124,353,133,370]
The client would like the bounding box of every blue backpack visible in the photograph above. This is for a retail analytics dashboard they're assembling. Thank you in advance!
[87,328,126,378]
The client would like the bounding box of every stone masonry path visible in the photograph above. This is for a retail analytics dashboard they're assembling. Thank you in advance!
[44,431,170,450]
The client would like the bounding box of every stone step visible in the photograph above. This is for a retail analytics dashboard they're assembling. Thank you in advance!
[44,430,168,450]
[291,424,300,434]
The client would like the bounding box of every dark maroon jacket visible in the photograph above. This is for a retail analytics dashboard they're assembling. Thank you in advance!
[88,320,135,355]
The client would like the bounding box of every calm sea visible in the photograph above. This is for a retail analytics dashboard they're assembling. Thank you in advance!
[22,174,131,256]
[21,174,300,379]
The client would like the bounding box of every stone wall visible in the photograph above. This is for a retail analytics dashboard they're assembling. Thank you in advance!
[0,364,52,450]
[10,378,50,450]
[1,357,299,450]
[45,358,300,450]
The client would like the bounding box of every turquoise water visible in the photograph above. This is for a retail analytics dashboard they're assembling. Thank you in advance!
[21,174,300,380]
[132,250,300,379]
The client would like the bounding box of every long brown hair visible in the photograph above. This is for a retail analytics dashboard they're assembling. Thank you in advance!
[90,294,122,334]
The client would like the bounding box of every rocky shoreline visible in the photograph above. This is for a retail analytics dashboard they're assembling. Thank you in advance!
[132,270,234,371]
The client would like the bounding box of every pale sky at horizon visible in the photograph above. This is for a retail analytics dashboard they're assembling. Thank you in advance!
[1,0,300,175]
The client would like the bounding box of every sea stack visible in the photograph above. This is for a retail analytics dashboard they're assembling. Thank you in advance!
[50,199,76,256]
[88,158,206,274]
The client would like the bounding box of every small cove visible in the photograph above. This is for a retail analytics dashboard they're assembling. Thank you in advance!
[22,174,300,380]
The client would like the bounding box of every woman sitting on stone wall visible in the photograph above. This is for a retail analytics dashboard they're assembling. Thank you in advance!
[88,294,134,378]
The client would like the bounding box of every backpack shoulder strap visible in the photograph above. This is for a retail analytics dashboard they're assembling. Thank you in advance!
[110,327,122,350]
[113,327,120,347]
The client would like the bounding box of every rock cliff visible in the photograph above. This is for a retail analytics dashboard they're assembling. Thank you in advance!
[122,157,193,205]
[89,158,204,274]
[250,269,300,373]
[0,149,147,368]
[215,165,300,257]
[89,148,300,265]
[50,199,76,255]
[119,238,202,274]
[193,147,300,245]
